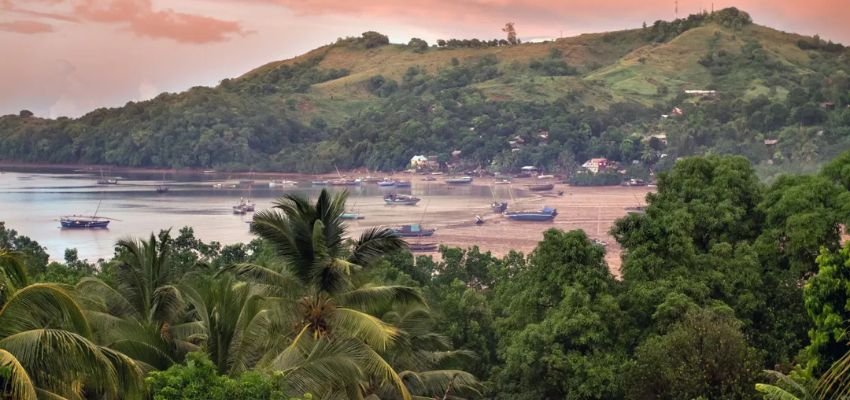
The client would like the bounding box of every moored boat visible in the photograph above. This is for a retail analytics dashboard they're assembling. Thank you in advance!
[504,206,557,221]
[377,179,396,187]
[96,178,118,185]
[395,180,412,188]
[312,180,329,186]
[155,185,169,193]
[445,176,473,184]
[330,178,361,186]
[60,215,111,229]
[409,242,438,252]
[625,206,646,215]
[340,212,365,220]
[384,193,421,206]
[525,183,554,191]
[232,205,247,215]
[390,224,436,237]
[421,176,437,182]
[491,201,508,213]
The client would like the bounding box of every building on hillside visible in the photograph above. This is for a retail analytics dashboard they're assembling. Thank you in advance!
[582,158,609,174]
[764,139,779,146]
[820,102,836,110]
[684,89,717,96]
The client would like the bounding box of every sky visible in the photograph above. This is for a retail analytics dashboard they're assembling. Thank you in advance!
[1,0,848,118]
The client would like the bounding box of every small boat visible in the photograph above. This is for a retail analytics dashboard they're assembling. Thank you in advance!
[361,176,383,183]
[203,170,216,174]
[155,185,169,193]
[330,178,361,186]
[494,179,512,185]
[504,206,557,221]
[526,183,554,191]
[475,215,485,225]
[60,215,111,229]
[212,183,223,189]
[491,201,508,213]
[593,238,609,247]
[312,180,329,186]
[377,179,396,187]
[537,174,555,179]
[625,206,646,215]
[384,193,421,206]
[395,180,412,188]
[445,176,473,184]
[269,180,297,188]
[422,176,437,182]
[409,242,438,252]
[96,178,118,185]
[340,212,365,220]
[232,205,247,215]
[239,180,255,185]
[622,178,647,187]
[391,224,436,237]
[234,197,255,212]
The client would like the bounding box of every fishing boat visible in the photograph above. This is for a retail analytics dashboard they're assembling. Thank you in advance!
[232,205,247,215]
[60,215,111,229]
[525,183,554,191]
[384,193,421,206]
[504,206,557,222]
[377,179,396,187]
[330,178,361,186]
[340,212,365,220]
[390,224,436,237]
[60,200,114,229]
[491,201,508,213]
[395,180,412,188]
[97,178,118,185]
[445,176,473,184]
[234,197,255,212]
[409,242,438,252]
[311,180,329,186]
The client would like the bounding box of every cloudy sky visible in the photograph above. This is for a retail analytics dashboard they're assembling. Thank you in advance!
[1,0,847,118]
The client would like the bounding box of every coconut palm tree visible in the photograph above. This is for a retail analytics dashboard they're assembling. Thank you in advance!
[0,248,144,399]
[181,272,273,375]
[225,189,423,399]
[75,232,201,370]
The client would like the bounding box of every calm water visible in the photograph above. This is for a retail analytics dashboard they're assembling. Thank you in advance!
[0,168,501,261]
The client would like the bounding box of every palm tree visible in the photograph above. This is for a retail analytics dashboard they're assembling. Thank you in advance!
[756,370,814,400]
[225,189,423,399]
[75,232,201,370]
[181,272,272,375]
[371,307,481,399]
[0,249,144,399]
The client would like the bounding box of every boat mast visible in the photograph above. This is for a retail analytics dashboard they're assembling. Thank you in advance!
[93,199,102,218]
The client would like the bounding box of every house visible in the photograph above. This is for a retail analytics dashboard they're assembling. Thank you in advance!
[820,102,836,110]
[684,90,717,96]
[764,139,779,146]
[582,158,608,174]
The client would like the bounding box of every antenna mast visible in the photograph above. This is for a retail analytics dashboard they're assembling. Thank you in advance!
[675,0,679,18]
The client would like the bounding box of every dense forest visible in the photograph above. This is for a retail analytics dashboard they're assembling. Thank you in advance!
[1,8,848,175]
[6,150,850,398]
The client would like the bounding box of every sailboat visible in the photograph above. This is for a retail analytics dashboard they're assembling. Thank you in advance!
[96,168,118,185]
[60,200,115,228]
[155,172,169,193]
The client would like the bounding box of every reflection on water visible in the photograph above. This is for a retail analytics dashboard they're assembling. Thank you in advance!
[0,168,505,261]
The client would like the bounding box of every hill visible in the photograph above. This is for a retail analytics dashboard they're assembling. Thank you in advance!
[1,7,848,174]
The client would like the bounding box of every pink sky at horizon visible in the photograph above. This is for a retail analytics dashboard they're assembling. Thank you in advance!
[1,0,848,118]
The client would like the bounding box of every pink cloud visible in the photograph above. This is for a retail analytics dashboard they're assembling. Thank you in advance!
[0,20,54,33]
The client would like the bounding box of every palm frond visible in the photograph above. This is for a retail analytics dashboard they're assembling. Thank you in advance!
[0,349,37,400]
[348,227,408,267]
[75,277,139,320]
[339,285,425,314]
[0,283,91,338]
[218,262,300,297]
[756,383,803,400]
[330,307,398,351]
[400,370,482,399]
[0,249,29,293]
[150,285,185,325]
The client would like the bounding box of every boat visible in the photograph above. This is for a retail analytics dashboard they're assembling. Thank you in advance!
[409,242,438,252]
[212,183,223,189]
[96,169,118,185]
[329,178,361,186]
[390,224,436,237]
[622,178,647,187]
[203,170,216,174]
[625,206,646,215]
[537,174,555,179]
[60,215,111,229]
[269,179,297,188]
[422,176,437,182]
[234,197,255,213]
[340,212,365,220]
[361,176,383,183]
[491,201,508,213]
[504,206,557,221]
[232,205,247,215]
[377,179,396,187]
[445,176,473,184]
[311,180,329,186]
[384,193,421,206]
[59,200,114,229]
[394,180,411,188]
[494,179,512,185]
[526,183,554,191]
[155,185,169,193]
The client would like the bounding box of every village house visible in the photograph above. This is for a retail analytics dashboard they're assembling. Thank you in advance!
[582,158,609,174]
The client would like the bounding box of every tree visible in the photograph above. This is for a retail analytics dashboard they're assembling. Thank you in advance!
[803,245,850,376]
[407,37,428,53]
[224,189,423,398]
[0,249,144,399]
[362,31,389,48]
[626,309,761,400]
[76,231,200,370]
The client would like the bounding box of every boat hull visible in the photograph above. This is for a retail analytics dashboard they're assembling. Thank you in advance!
[60,218,110,228]
[384,199,420,206]
[445,177,473,184]
[526,183,555,191]
[503,213,556,221]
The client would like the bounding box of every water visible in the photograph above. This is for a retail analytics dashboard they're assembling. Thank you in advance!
[0,168,501,261]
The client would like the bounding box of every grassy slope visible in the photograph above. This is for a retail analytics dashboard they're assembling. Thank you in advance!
[229,22,822,126]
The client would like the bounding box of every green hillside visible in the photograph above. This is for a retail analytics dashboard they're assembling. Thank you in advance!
[1,8,848,174]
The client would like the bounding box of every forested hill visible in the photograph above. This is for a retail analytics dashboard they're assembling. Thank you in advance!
[2,7,849,173]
